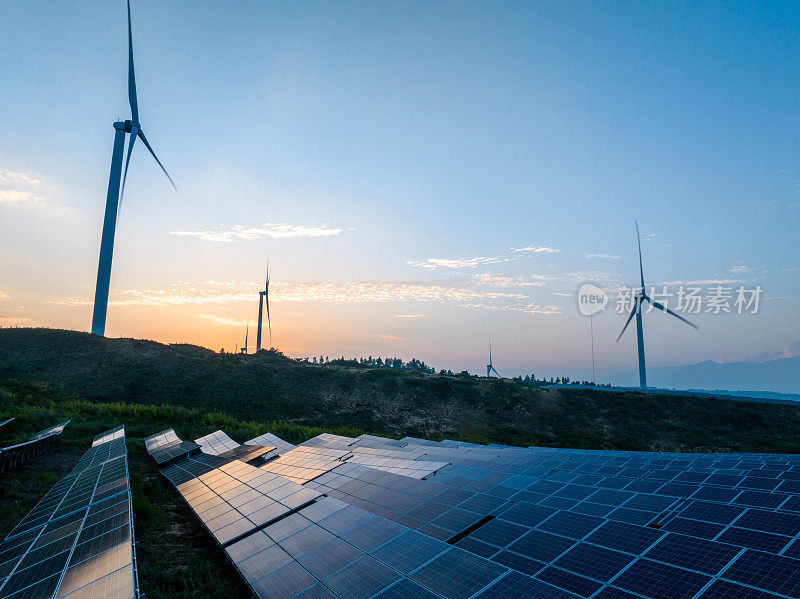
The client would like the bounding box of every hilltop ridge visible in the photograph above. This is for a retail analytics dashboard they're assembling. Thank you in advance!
[2,327,800,452]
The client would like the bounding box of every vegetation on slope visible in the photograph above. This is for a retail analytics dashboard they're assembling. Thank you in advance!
[2,327,800,595]
[1,327,800,453]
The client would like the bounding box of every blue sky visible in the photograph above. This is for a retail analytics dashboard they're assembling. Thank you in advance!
[1,1,798,378]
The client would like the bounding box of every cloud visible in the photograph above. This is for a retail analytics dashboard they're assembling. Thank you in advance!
[0,171,41,186]
[511,246,560,253]
[472,273,548,287]
[0,291,8,300]
[50,279,559,317]
[730,265,755,274]
[407,246,559,270]
[553,292,571,297]
[378,334,405,341]
[660,279,744,286]
[395,313,426,318]
[406,256,508,269]
[752,340,800,362]
[461,302,561,315]
[585,253,621,260]
[0,190,43,206]
[198,314,250,327]
[170,223,350,243]
[0,170,45,208]
[0,315,31,325]
[0,170,74,218]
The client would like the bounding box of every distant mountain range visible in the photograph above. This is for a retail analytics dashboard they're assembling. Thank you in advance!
[608,356,800,396]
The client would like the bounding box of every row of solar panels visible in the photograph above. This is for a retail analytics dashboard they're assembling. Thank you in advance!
[5,422,800,599]
[0,425,137,599]
[0,421,70,475]
[143,428,800,599]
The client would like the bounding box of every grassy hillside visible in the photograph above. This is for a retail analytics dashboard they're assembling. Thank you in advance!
[2,328,800,596]
[1,327,800,453]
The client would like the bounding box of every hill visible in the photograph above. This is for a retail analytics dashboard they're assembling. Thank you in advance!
[2,327,800,453]
[608,356,800,395]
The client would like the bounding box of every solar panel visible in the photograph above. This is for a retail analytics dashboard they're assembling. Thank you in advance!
[0,421,70,474]
[246,432,297,454]
[195,430,241,455]
[92,426,125,447]
[0,426,137,599]
[144,428,201,465]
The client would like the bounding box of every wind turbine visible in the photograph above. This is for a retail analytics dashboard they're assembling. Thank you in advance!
[240,323,249,355]
[91,0,176,336]
[617,222,699,389]
[486,338,501,377]
[256,263,271,351]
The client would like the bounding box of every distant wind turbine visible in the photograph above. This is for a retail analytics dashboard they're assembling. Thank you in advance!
[617,222,699,389]
[487,339,501,377]
[91,0,176,336]
[240,323,249,355]
[256,263,271,352]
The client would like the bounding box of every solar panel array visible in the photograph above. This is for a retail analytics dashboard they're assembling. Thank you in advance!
[0,426,138,599]
[148,426,800,599]
[0,421,70,474]
[295,433,800,599]
[151,430,571,598]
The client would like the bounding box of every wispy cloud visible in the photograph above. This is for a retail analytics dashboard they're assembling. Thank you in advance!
[378,334,405,341]
[50,279,560,317]
[0,170,74,218]
[170,223,350,243]
[198,314,250,327]
[0,291,8,300]
[553,292,571,296]
[406,256,508,269]
[661,279,744,286]
[472,273,548,287]
[0,190,43,206]
[0,170,44,208]
[511,246,560,253]
[407,246,560,270]
[730,265,755,274]
[0,315,31,325]
[585,253,621,260]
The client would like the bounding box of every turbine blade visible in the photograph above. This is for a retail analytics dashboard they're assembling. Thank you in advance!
[137,128,177,190]
[118,124,139,220]
[644,296,700,330]
[127,0,138,122]
[635,220,645,290]
[616,303,638,342]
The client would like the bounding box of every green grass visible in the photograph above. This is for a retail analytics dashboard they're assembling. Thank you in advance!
[2,327,800,595]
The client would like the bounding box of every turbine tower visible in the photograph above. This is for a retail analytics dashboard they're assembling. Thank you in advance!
[256,263,271,352]
[91,0,176,336]
[617,222,699,389]
[486,339,500,377]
